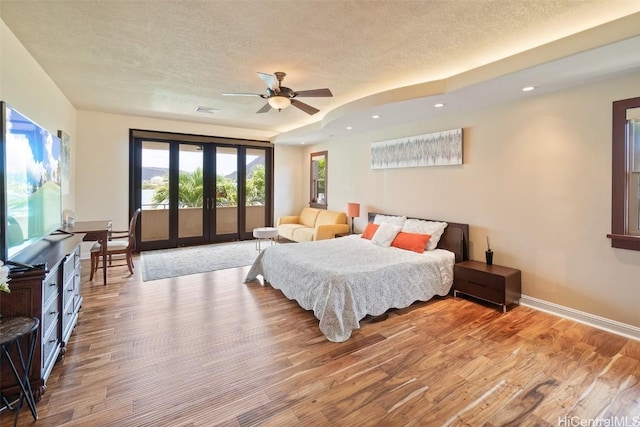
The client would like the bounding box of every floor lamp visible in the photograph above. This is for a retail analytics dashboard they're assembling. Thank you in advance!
[347,203,360,234]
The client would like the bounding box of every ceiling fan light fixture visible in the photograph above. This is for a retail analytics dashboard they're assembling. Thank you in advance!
[225,72,331,115]
[268,96,291,110]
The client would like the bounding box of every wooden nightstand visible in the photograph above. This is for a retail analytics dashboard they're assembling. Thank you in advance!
[453,260,521,313]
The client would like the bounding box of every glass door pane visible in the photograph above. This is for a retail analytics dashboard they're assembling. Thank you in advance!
[178,144,204,239]
[140,141,170,243]
[215,146,238,237]
[245,148,267,232]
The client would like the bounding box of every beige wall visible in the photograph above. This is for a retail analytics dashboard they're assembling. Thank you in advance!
[273,144,304,222]
[0,20,77,211]
[301,72,640,328]
[75,110,275,230]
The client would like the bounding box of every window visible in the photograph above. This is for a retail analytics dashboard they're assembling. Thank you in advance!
[608,97,640,250]
[629,108,640,235]
[309,151,328,209]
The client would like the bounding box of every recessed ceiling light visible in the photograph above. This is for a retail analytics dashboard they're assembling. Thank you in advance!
[346,126,353,130]
[195,106,220,114]
[372,115,380,119]
[522,86,536,92]
[434,103,445,108]
[300,141,305,145]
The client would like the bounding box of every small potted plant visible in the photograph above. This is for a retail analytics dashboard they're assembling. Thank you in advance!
[486,237,493,266]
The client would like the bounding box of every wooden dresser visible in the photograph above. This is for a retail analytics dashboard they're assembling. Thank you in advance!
[453,260,521,313]
[0,233,84,400]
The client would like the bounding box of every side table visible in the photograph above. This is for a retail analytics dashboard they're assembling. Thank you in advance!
[0,316,39,426]
[252,227,278,251]
[453,260,521,313]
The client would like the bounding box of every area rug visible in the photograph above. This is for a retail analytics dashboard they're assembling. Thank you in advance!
[140,240,260,281]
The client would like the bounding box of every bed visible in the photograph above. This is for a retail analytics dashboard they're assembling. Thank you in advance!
[244,213,469,342]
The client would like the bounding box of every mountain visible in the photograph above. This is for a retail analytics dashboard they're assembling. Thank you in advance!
[142,156,264,182]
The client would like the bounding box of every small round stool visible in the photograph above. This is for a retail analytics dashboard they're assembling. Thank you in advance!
[252,227,278,251]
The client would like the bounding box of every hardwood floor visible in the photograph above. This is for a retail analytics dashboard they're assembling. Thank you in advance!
[2,255,639,426]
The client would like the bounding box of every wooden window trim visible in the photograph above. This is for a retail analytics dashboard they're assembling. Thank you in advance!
[607,96,640,251]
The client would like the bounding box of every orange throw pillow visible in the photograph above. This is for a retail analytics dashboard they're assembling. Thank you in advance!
[361,223,379,240]
[391,232,431,253]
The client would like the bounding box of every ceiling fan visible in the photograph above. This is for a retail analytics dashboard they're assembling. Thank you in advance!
[222,72,333,115]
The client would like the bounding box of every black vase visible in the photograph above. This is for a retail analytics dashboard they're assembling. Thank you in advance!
[485,250,493,265]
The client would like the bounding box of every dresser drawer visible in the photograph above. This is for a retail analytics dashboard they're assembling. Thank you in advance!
[62,292,75,321]
[62,292,76,332]
[43,266,60,305]
[454,267,505,290]
[63,252,76,284]
[43,293,60,336]
[42,322,60,379]
[454,278,504,305]
[62,276,75,310]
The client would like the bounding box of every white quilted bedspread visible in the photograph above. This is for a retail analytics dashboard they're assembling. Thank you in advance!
[244,235,454,342]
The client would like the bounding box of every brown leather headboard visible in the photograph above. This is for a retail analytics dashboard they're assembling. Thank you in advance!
[367,213,469,263]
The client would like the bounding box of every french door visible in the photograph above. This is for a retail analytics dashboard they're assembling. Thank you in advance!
[130,130,273,251]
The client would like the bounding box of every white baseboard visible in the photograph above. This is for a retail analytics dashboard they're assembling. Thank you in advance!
[520,295,640,341]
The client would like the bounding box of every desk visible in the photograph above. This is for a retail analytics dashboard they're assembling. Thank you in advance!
[0,316,39,426]
[62,220,112,285]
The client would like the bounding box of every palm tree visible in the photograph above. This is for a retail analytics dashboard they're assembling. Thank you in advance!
[178,167,203,207]
[151,166,266,208]
[216,174,237,207]
[152,168,205,208]
[151,176,169,208]
[246,165,265,205]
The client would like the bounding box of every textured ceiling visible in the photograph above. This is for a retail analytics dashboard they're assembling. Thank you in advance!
[1,1,640,143]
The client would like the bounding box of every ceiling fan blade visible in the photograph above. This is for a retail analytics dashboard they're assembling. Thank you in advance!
[256,103,272,114]
[293,88,333,98]
[291,99,320,115]
[222,92,264,97]
[257,72,279,92]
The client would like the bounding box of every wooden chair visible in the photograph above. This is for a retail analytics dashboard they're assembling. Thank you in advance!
[90,209,141,280]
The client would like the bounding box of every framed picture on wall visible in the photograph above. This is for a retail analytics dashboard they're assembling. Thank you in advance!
[58,130,70,195]
[371,128,463,169]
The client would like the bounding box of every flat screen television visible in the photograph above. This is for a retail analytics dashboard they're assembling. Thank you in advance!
[0,101,62,262]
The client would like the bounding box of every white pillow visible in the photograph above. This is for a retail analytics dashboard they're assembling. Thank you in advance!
[402,219,447,251]
[373,214,407,227]
[371,222,402,247]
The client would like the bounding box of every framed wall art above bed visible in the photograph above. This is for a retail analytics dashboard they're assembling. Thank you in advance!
[370,128,463,169]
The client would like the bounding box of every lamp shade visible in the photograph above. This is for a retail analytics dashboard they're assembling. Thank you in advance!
[268,96,291,110]
[347,203,360,217]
